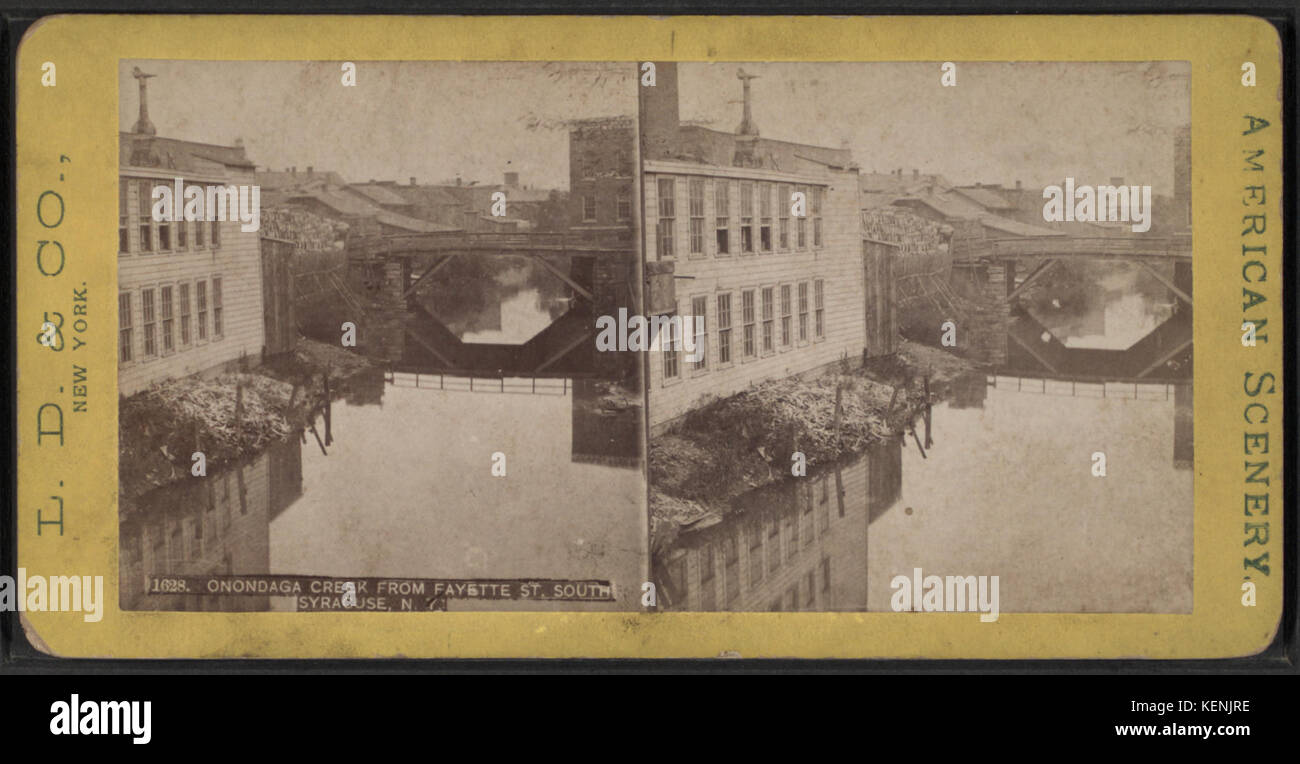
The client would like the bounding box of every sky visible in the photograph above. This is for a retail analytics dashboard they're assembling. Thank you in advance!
[677,61,1190,195]
[121,59,1190,196]
[120,61,636,190]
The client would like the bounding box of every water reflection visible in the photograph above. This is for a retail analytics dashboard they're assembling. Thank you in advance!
[122,374,644,612]
[658,376,1193,614]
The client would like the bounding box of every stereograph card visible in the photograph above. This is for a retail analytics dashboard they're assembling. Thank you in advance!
[11,15,1284,659]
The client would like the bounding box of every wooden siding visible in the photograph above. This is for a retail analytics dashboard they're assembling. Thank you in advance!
[118,165,267,396]
[644,162,867,430]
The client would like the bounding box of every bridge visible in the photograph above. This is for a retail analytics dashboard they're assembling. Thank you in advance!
[1001,307,1191,382]
[346,229,637,379]
[955,234,1193,307]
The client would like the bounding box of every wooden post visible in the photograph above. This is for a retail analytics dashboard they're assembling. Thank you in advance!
[923,373,932,448]
[832,384,844,450]
[911,426,927,459]
[308,416,328,456]
[323,373,333,446]
[234,381,244,444]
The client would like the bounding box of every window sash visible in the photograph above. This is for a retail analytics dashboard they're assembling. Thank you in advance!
[118,293,133,362]
[179,283,192,345]
[691,296,707,370]
[141,289,157,357]
[161,286,175,352]
[197,281,208,340]
[716,293,732,364]
[212,277,223,337]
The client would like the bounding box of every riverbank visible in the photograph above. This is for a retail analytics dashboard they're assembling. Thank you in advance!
[648,340,981,550]
[119,338,381,504]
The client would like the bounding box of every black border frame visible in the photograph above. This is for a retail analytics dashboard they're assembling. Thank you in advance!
[0,1,1294,675]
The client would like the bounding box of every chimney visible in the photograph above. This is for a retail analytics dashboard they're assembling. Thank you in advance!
[307,166,314,174]
[913,169,919,179]
[291,166,297,174]
[1015,179,1022,190]
[504,171,519,188]
[130,67,157,136]
[736,69,760,137]
[638,61,680,162]
[456,177,462,186]
[409,177,417,186]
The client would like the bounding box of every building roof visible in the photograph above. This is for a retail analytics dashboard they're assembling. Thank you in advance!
[895,190,990,220]
[953,186,1017,210]
[859,171,953,196]
[256,169,349,191]
[669,125,853,174]
[347,183,414,207]
[120,132,255,173]
[285,187,459,233]
[976,213,1065,238]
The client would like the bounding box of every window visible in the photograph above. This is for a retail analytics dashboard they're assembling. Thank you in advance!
[137,180,153,252]
[778,184,790,249]
[822,557,832,593]
[212,277,223,338]
[724,535,740,606]
[656,177,675,258]
[688,178,705,255]
[812,187,824,247]
[806,570,816,605]
[768,518,780,572]
[780,284,792,347]
[699,544,716,611]
[118,292,133,363]
[796,186,807,249]
[787,511,798,559]
[798,282,809,342]
[176,183,187,249]
[741,290,755,358]
[196,280,208,341]
[119,180,129,253]
[714,181,730,255]
[814,280,825,339]
[141,288,157,357]
[616,193,631,222]
[161,286,175,353]
[690,296,707,371]
[209,186,221,247]
[583,194,597,222]
[759,182,772,252]
[179,283,192,346]
[716,293,732,364]
[786,586,797,611]
[196,209,206,248]
[158,194,172,250]
[761,287,774,353]
[661,309,679,380]
[748,523,763,586]
[740,182,754,253]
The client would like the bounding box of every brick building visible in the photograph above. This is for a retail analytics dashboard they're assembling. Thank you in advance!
[118,71,267,397]
[639,63,873,432]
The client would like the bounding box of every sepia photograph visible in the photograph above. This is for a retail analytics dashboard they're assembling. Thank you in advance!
[643,61,1193,615]
[114,60,646,612]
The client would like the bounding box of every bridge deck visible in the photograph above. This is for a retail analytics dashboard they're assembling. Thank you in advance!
[351,231,635,258]
[958,235,1191,262]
